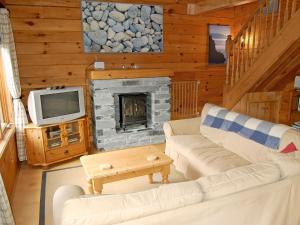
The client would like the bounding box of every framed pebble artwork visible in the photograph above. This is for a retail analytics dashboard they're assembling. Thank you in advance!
[81,1,164,53]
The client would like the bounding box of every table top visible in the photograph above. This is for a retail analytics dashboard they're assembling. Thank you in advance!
[80,145,173,179]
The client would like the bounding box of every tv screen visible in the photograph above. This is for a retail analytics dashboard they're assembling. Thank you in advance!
[41,91,80,119]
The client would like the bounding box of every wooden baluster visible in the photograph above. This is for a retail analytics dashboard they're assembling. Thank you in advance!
[284,0,290,23]
[174,83,177,119]
[175,82,177,118]
[235,35,241,81]
[241,31,245,76]
[276,0,283,34]
[196,81,199,114]
[251,14,257,64]
[269,0,276,42]
[180,83,183,117]
[230,41,236,86]
[182,82,185,118]
[246,24,251,71]
[244,28,248,73]
[191,83,193,116]
[178,82,180,117]
[291,0,297,16]
[264,0,269,48]
[186,82,189,117]
[192,82,196,115]
[225,35,233,85]
[172,83,175,119]
[184,82,187,117]
[171,83,173,118]
[257,4,263,55]
[177,82,180,118]
[190,83,193,116]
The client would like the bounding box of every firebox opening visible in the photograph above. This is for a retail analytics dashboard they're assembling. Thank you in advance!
[117,93,149,131]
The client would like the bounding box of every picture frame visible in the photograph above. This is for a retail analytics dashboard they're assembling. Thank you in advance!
[208,24,230,65]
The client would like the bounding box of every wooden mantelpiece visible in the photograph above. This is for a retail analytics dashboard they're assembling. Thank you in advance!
[88,69,174,80]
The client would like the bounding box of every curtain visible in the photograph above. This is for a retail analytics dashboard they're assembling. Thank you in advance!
[0,8,28,161]
[0,174,15,225]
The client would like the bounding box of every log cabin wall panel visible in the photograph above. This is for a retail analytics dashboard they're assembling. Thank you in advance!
[6,0,255,113]
[233,1,258,34]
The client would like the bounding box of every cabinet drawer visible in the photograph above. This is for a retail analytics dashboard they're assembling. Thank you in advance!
[45,143,86,163]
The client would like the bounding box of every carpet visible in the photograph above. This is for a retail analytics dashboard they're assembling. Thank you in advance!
[39,163,187,225]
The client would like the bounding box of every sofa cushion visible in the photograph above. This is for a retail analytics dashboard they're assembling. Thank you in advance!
[163,117,201,138]
[167,135,250,176]
[197,161,281,200]
[223,132,274,163]
[62,181,203,225]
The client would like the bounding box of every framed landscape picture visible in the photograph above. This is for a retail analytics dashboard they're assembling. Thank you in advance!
[81,0,164,53]
[208,25,230,65]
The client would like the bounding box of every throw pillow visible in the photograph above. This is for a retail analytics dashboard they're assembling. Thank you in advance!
[281,142,297,153]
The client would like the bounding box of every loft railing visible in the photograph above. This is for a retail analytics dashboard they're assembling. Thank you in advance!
[225,0,299,87]
[171,80,200,120]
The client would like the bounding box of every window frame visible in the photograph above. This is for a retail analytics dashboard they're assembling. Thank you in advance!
[0,47,13,140]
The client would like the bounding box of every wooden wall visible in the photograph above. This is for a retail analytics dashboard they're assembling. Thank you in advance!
[5,0,258,114]
[0,129,19,202]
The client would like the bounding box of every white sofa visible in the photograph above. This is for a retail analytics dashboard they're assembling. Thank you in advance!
[55,103,300,225]
[56,162,300,225]
[164,103,300,179]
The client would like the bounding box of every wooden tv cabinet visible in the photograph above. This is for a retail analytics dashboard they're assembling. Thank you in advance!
[24,117,88,167]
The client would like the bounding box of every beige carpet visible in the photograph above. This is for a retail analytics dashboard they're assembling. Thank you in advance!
[40,163,187,225]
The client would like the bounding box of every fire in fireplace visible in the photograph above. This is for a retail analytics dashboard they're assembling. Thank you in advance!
[119,93,148,130]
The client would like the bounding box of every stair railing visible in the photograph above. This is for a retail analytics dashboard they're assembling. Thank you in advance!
[225,0,299,88]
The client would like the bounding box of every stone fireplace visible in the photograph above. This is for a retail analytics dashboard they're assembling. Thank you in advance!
[90,72,171,150]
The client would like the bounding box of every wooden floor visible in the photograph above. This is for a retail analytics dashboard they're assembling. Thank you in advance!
[11,143,165,225]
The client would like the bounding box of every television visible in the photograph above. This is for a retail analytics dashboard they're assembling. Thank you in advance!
[28,87,85,126]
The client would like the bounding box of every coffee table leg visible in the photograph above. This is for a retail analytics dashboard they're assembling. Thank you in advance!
[87,179,94,194]
[148,174,153,184]
[93,179,103,194]
[161,166,170,184]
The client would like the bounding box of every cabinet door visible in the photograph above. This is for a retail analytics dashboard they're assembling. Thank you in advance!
[64,121,83,145]
[238,92,282,123]
[43,125,64,150]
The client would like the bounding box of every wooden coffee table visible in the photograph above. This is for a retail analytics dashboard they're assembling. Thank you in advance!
[80,145,173,194]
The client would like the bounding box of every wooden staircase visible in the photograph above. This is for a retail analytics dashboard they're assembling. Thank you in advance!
[223,0,300,109]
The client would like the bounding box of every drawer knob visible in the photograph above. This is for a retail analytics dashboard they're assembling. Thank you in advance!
[64,150,69,155]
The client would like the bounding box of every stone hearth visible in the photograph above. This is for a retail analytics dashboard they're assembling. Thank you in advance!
[90,77,171,150]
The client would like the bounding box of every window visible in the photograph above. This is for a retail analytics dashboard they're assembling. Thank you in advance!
[0,47,13,140]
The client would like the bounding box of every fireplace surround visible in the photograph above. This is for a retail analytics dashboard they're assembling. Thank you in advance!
[90,76,171,150]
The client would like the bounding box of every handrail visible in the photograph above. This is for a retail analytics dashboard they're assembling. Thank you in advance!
[225,0,299,87]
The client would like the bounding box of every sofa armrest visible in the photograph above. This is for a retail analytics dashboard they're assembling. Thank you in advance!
[53,185,85,225]
[163,117,201,138]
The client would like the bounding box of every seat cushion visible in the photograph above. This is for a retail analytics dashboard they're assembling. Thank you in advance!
[223,132,274,163]
[197,161,281,200]
[167,135,250,176]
